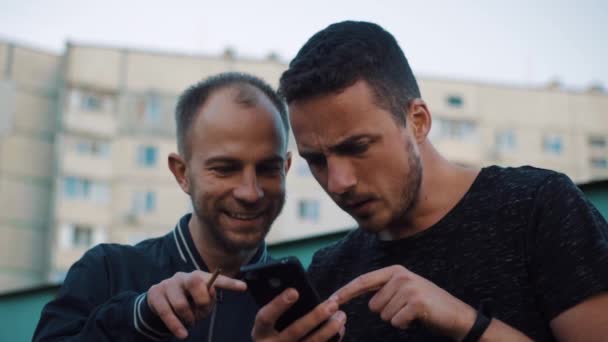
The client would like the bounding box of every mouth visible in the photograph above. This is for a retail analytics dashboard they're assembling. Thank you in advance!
[223,210,265,221]
[343,198,376,214]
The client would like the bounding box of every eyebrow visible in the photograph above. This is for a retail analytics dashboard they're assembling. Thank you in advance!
[299,134,379,158]
[205,155,285,165]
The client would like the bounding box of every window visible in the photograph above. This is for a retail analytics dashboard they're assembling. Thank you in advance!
[495,129,517,151]
[137,145,158,167]
[591,158,608,169]
[69,89,114,113]
[446,95,464,108]
[143,93,162,124]
[72,225,93,248]
[589,136,607,149]
[430,118,478,142]
[542,134,563,155]
[63,177,110,204]
[81,93,102,111]
[75,138,111,158]
[63,177,91,199]
[133,191,157,214]
[298,199,320,222]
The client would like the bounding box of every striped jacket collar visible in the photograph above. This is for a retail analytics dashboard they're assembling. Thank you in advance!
[171,213,270,271]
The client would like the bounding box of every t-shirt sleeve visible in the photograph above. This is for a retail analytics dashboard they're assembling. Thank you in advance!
[528,173,608,320]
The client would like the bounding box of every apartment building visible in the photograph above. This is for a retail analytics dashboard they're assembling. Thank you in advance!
[0,40,606,292]
[420,78,608,181]
[0,42,59,291]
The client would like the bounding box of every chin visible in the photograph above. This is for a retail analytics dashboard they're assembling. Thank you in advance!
[356,219,386,233]
[223,231,267,251]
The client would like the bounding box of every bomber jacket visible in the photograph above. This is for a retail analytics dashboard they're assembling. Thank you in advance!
[34,213,270,341]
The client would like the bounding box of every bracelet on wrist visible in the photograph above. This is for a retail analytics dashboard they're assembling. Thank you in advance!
[461,303,492,342]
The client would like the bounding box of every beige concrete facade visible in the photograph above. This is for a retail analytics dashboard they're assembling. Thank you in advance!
[0,40,606,292]
[0,42,59,292]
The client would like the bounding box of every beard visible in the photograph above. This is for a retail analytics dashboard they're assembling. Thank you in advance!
[190,194,286,254]
[384,138,423,230]
[354,138,423,233]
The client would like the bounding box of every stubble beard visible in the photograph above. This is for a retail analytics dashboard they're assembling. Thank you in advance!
[385,140,423,232]
[190,194,286,254]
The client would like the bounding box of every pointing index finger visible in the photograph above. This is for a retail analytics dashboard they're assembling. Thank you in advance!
[332,267,396,305]
[208,274,247,291]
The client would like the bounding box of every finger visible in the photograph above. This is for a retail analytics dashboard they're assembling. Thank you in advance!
[368,273,407,314]
[378,291,410,322]
[332,267,398,304]
[149,293,188,339]
[165,281,196,327]
[302,310,346,342]
[338,325,346,341]
[252,288,299,338]
[390,303,418,329]
[185,273,212,309]
[209,274,247,292]
[280,299,339,339]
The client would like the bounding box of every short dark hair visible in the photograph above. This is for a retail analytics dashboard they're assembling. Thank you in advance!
[175,72,288,157]
[279,21,420,124]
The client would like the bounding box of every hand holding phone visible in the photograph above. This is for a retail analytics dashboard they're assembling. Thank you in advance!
[241,257,343,341]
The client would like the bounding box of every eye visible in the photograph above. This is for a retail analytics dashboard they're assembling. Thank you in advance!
[337,141,370,156]
[306,155,327,169]
[209,165,239,175]
[258,163,283,175]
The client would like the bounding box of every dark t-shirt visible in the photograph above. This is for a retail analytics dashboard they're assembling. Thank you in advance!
[308,166,608,341]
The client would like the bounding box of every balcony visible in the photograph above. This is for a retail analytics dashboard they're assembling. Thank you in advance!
[63,110,118,137]
[60,152,113,180]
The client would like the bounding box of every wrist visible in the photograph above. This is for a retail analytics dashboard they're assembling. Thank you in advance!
[460,303,492,342]
[452,304,477,341]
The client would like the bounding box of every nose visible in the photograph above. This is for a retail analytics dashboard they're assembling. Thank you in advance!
[327,157,357,196]
[233,169,264,203]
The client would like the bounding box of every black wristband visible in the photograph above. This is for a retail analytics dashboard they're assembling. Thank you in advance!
[461,303,492,342]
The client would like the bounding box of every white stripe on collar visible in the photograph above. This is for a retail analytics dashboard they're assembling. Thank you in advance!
[177,219,202,270]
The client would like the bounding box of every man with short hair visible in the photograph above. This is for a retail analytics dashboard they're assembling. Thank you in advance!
[252,21,608,341]
[35,72,292,341]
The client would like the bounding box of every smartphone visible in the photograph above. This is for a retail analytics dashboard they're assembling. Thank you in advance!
[240,256,337,338]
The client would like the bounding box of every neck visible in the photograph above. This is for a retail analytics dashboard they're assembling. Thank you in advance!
[188,215,259,277]
[379,140,480,240]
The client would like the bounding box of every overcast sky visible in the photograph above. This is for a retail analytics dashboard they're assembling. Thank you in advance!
[1,0,606,90]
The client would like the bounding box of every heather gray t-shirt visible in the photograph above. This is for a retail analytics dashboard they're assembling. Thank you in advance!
[308,166,608,341]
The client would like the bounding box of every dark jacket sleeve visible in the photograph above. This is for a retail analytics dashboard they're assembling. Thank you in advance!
[33,245,172,341]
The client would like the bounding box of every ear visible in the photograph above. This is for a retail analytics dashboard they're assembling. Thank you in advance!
[284,151,293,174]
[406,99,432,144]
[168,152,190,194]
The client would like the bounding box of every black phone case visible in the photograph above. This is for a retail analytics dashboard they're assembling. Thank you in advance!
[240,256,321,331]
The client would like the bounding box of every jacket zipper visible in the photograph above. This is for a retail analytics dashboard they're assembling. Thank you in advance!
[207,289,222,342]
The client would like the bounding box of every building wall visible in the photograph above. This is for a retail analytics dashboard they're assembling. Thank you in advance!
[0,42,59,292]
[420,78,608,182]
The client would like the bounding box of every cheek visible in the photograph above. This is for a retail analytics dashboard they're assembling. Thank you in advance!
[261,178,287,196]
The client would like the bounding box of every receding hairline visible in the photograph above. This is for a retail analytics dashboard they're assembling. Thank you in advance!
[182,82,288,157]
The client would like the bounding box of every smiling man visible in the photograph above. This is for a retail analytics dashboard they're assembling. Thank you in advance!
[252,21,608,342]
[34,73,292,341]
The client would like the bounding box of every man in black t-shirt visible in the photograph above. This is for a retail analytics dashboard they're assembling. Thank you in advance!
[251,21,608,341]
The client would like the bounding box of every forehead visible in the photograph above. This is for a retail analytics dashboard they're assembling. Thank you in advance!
[288,80,396,149]
[189,86,286,158]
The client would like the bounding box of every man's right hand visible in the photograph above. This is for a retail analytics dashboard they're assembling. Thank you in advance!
[252,288,346,342]
[147,270,247,339]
